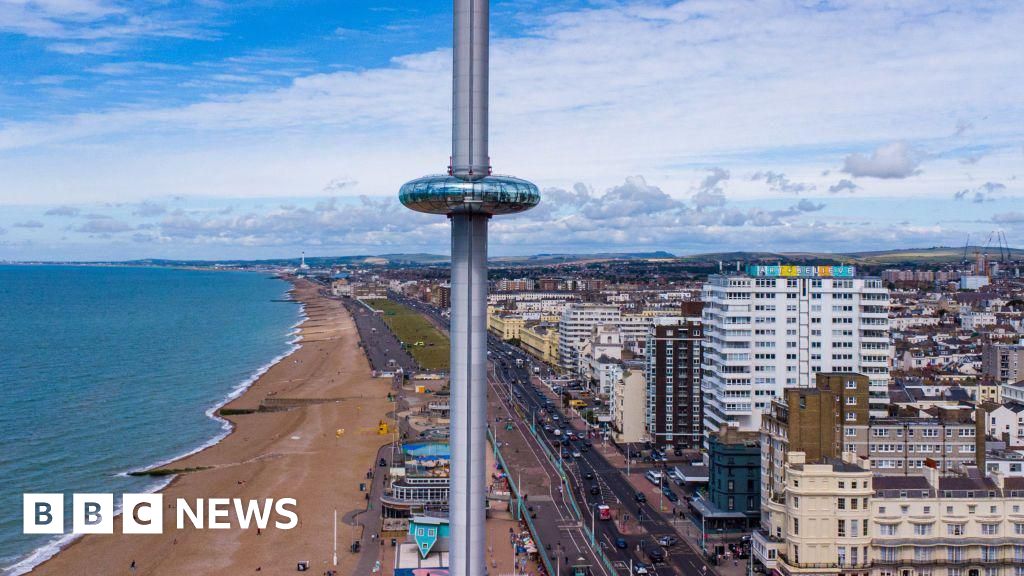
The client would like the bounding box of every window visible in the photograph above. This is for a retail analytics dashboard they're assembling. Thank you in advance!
[948,523,965,536]
[838,519,846,537]
[914,523,933,536]
[981,523,999,535]
[838,498,846,510]
[793,518,799,535]
[879,523,897,536]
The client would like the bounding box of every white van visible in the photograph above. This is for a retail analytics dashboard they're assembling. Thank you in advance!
[644,470,663,485]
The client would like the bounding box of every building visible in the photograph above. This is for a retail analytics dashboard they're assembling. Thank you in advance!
[981,402,1024,447]
[762,373,980,480]
[611,366,647,444]
[755,452,876,576]
[702,265,892,442]
[487,310,525,341]
[959,275,990,290]
[557,303,654,372]
[496,278,535,292]
[644,317,704,450]
[695,425,761,535]
[519,322,559,365]
[755,454,1024,576]
[983,344,1024,385]
[430,283,451,309]
[558,304,621,370]
[1003,380,1024,404]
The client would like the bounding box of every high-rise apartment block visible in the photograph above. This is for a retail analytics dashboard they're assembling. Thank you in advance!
[982,343,1024,385]
[702,265,891,441]
[644,317,704,450]
[557,303,650,370]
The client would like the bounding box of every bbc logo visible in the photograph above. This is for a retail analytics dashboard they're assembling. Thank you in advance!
[24,493,298,534]
[24,494,163,535]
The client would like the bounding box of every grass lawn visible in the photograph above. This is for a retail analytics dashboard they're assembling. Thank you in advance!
[364,298,450,371]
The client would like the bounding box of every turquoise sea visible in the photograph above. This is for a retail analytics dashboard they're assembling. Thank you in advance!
[0,266,303,575]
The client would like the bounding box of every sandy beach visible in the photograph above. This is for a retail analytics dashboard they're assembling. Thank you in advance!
[31,278,392,576]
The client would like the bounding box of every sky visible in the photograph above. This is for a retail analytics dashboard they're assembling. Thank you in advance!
[0,0,1022,261]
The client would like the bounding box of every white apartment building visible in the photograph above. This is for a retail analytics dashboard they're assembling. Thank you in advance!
[557,304,652,372]
[702,266,892,438]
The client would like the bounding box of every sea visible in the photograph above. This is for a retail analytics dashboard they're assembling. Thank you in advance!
[0,265,304,575]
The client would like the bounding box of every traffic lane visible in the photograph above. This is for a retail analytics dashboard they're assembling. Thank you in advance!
[504,360,711,575]
[488,364,610,576]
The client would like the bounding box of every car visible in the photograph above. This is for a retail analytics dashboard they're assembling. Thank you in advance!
[632,561,652,575]
[583,471,595,480]
[590,485,601,495]
[614,537,628,549]
[647,547,666,563]
[656,535,678,547]
[572,450,582,458]
[634,492,647,503]
[543,425,553,432]
[379,458,387,467]
[662,487,679,503]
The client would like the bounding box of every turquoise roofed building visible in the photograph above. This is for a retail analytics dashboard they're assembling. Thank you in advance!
[409,515,450,559]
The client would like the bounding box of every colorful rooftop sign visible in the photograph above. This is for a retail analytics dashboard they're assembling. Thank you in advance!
[746,264,855,278]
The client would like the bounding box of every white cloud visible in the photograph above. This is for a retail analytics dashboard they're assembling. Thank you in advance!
[828,179,859,194]
[841,142,923,179]
[0,0,1022,257]
[751,171,814,194]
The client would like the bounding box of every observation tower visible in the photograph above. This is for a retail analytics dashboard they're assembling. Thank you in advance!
[398,1,539,575]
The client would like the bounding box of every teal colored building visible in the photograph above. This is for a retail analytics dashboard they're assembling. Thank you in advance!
[693,426,761,538]
[409,515,450,559]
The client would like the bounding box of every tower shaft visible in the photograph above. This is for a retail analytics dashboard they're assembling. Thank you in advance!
[448,213,488,576]
[452,0,489,181]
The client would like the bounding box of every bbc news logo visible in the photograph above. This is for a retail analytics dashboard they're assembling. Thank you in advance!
[24,494,298,534]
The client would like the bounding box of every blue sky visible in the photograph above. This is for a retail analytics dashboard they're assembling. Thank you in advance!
[0,0,1022,261]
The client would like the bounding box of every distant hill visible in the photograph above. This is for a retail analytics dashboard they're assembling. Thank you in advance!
[18,246,1022,268]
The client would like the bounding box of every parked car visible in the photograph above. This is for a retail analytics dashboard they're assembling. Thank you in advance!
[615,537,628,549]
[634,492,647,503]
[590,485,601,496]
[662,486,679,503]
[583,471,595,480]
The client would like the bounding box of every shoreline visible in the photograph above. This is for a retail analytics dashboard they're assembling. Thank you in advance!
[20,278,392,576]
[5,278,306,576]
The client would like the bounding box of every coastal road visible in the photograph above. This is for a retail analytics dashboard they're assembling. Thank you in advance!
[489,343,714,576]
[389,293,717,575]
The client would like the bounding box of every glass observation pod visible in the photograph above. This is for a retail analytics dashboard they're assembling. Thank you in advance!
[399,174,541,215]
